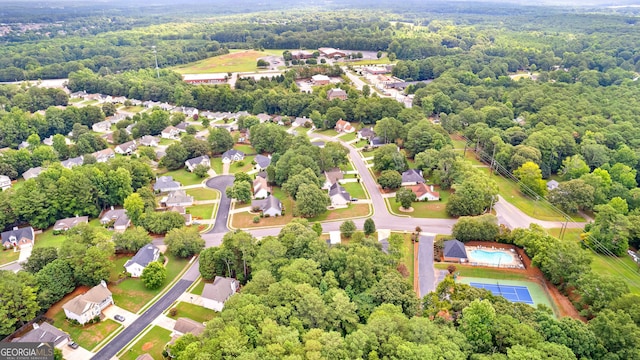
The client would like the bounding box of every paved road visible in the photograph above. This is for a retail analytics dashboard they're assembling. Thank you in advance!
[418,234,436,297]
[204,175,235,234]
[91,262,200,360]
[494,195,585,230]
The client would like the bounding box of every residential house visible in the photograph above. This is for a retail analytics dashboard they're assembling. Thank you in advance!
[221,150,244,164]
[256,113,271,123]
[327,88,348,101]
[102,132,114,144]
[199,111,216,119]
[357,127,376,141]
[125,123,135,135]
[547,180,559,191]
[53,216,89,232]
[168,206,192,226]
[100,208,130,232]
[335,119,355,133]
[43,135,55,146]
[154,176,182,193]
[185,155,210,172]
[329,183,351,207]
[311,140,325,148]
[108,113,127,124]
[369,137,384,148]
[318,47,346,58]
[254,154,271,170]
[174,122,190,132]
[161,126,181,140]
[70,90,88,99]
[251,195,283,217]
[161,190,194,207]
[12,323,69,349]
[173,318,205,336]
[61,156,84,169]
[124,244,160,277]
[156,150,166,160]
[159,103,174,111]
[409,183,440,201]
[401,169,425,186]
[253,176,270,199]
[311,74,330,85]
[174,107,199,117]
[139,135,160,147]
[115,140,137,155]
[143,101,161,108]
[98,94,112,103]
[130,99,143,106]
[1,226,35,249]
[328,231,341,245]
[92,120,112,133]
[23,166,44,180]
[201,276,239,311]
[110,96,127,104]
[323,168,344,189]
[378,229,391,254]
[293,117,312,128]
[0,175,11,191]
[63,281,114,325]
[443,240,468,263]
[92,148,116,163]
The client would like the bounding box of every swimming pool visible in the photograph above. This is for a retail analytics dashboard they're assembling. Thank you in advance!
[467,249,517,267]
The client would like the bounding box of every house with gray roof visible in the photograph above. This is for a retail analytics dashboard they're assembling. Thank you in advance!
[369,137,384,148]
[154,176,181,193]
[12,322,69,349]
[547,180,559,191]
[92,120,112,133]
[185,155,210,171]
[161,190,194,207]
[293,117,312,127]
[251,195,282,217]
[18,141,30,150]
[115,140,137,155]
[139,135,159,147]
[443,240,468,263]
[92,148,115,163]
[124,244,160,277]
[0,175,11,191]
[53,216,89,232]
[100,208,130,232]
[1,226,35,249]
[63,281,113,325]
[329,183,351,207]
[221,150,244,164]
[161,126,181,140]
[174,121,190,132]
[357,127,376,141]
[23,166,44,180]
[201,276,239,311]
[401,169,425,186]
[256,113,271,123]
[61,156,84,169]
[254,154,271,170]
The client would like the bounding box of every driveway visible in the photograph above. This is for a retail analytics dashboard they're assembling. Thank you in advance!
[102,304,139,328]
[91,262,200,360]
[62,344,94,360]
[418,234,436,297]
[203,175,235,240]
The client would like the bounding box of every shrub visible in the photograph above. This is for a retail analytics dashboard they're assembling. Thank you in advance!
[169,308,178,317]
[253,216,260,223]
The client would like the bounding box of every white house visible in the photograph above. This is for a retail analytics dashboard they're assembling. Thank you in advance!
[409,183,440,201]
[115,140,137,155]
[92,148,116,163]
[139,135,160,147]
[12,323,70,349]
[221,150,245,164]
[100,208,130,232]
[62,281,113,325]
[329,183,351,207]
[254,154,271,171]
[253,176,270,199]
[161,126,181,140]
[92,120,112,133]
[185,155,210,172]
[328,231,341,245]
[547,180,559,191]
[0,175,11,191]
[23,166,44,180]
[124,244,160,278]
[161,190,194,207]
[251,195,283,217]
[201,276,239,311]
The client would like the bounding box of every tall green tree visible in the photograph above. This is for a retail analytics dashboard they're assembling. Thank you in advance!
[295,184,329,218]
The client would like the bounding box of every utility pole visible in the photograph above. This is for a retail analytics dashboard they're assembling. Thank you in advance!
[490,145,497,175]
[152,46,160,78]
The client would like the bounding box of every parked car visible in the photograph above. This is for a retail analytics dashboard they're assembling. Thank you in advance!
[67,341,79,349]
[114,314,125,322]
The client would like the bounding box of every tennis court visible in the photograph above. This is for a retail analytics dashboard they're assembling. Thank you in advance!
[470,282,534,304]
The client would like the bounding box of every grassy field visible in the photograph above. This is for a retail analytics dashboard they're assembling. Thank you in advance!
[388,189,451,218]
[168,302,218,323]
[316,128,339,137]
[211,157,223,174]
[187,204,214,220]
[51,310,121,350]
[0,249,19,265]
[435,263,529,280]
[546,228,584,243]
[590,253,640,294]
[342,182,367,199]
[159,169,204,186]
[186,188,219,201]
[352,139,368,149]
[190,279,205,296]
[310,204,370,222]
[396,232,415,282]
[173,50,278,74]
[339,161,355,172]
[233,144,256,155]
[229,155,256,173]
[119,326,171,360]
[159,138,178,146]
[339,132,357,142]
[110,255,189,313]
[36,219,109,249]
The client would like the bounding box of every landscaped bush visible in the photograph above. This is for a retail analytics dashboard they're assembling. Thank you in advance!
[253,216,260,223]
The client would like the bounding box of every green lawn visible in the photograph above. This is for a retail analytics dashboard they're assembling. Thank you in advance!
[388,189,451,219]
[339,162,355,172]
[316,129,339,137]
[159,169,204,186]
[230,155,256,173]
[350,58,394,66]
[110,255,189,313]
[190,279,205,295]
[121,106,144,113]
[69,97,82,103]
[159,138,178,146]
[168,301,218,323]
[52,310,121,351]
[233,144,256,155]
[109,256,131,282]
[590,253,640,294]
[173,50,276,74]
[119,326,171,360]
[84,99,99,106]
[211,158,223,175]
[546,228,584,243]
[310,204,370,222]
[451,139,468,150]
[0,249,19,265]
[395,232,415,282]
[339,132,357,142]
[187,204,214,220]
[186,188,219,201]
[342,182,367,199]
[36,219,109,249]
[352,139,368,149]
[435,263,528,280]
[479,167,584,222]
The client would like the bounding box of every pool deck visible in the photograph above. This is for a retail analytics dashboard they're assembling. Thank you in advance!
[465,245,525,269]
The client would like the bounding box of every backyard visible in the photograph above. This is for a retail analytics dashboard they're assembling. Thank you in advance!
[168,301,217,323]
[229,155,256,173]
[186,188,219,201]
[109,255,190,313]
[119,326,171,360]
[159,169,205,186]
[341,182,368,199]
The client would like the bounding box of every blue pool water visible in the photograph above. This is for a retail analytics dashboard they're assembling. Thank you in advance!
[468,249,514,266]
